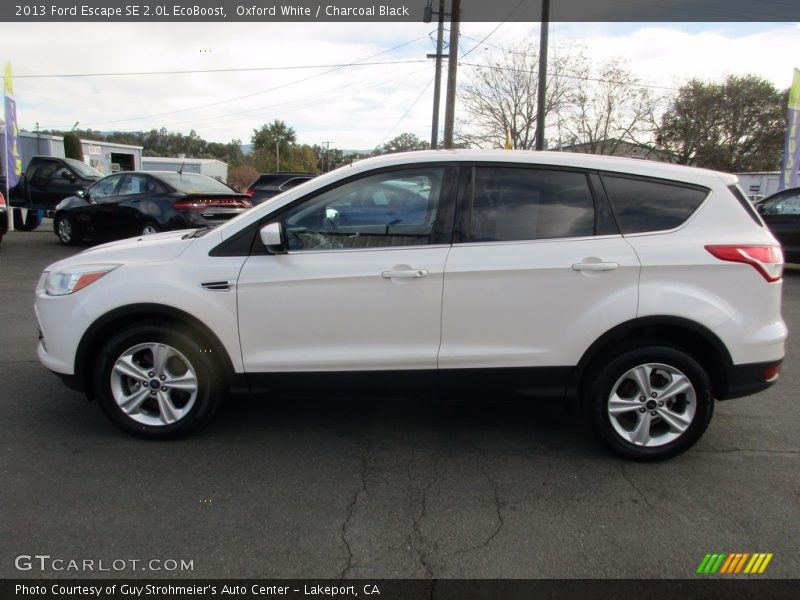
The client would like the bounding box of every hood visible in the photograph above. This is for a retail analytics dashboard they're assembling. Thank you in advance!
[47,230,194,271]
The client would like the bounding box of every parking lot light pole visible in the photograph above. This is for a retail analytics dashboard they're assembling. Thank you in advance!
[424,0,447,148]
[534,0,550,151]
[443,0,461,149]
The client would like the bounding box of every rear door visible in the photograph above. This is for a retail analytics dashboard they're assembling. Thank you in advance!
[439,165,640,377]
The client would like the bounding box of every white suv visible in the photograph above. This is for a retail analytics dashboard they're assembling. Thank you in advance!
[34,150,786,460]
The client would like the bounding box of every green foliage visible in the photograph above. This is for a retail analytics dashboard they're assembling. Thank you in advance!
[380,133,430,155]
[656,75,787,171]
[251,120,297,154]
[63,132,83,160]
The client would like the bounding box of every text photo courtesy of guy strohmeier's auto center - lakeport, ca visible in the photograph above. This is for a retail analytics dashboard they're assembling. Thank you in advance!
[1,1,800,599]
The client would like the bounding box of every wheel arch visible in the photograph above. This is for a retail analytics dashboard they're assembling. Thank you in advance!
[75,303,238,398]
[569,316,733,403]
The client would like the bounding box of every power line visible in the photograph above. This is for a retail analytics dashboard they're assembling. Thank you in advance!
[459,61,679,92]
[378,77,435,147]
[43,33,433,129]
[15,59,427,79]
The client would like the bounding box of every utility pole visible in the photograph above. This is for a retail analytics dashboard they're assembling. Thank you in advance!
[321,141,333,172]
[276,141,280,171]
[424,0,447,148]
[442,0,460,149]
[535,0,550,151]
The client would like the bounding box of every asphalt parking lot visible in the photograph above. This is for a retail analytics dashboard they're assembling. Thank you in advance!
[1,226,798,580]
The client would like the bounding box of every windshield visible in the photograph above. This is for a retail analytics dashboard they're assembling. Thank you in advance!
[158,173,235,194]
[64,158,103,179]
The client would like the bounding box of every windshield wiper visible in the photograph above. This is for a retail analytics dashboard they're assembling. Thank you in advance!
[182,226,215,239]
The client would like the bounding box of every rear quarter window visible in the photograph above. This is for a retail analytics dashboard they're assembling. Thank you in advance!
[602,175,708,234]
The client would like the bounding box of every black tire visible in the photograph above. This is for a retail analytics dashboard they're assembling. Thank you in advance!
[54,213,82,246]
[13,208,42,231]
[584,345,713,461]
[94,323,224,439]
[140,221,160,236]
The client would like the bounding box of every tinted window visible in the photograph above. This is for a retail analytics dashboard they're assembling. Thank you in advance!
[118,174,156,195]
[603,175,707,234]
[283,168,444,250]
[89,174,123,199]
[467,167,595,242]
[158,173,234,194]
[31,161,62,187]
[63,158,103,179]
[761,191,800,215]
[729,184,763,226]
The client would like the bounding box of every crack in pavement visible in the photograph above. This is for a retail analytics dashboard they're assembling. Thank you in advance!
[444,435,506,559]
[339,439,370,580]
[405,449,438,579]
[619,463,657,512]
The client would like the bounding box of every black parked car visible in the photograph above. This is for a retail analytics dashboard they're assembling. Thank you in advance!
[53,171,252,245]
[755,186,800,263]
[245,172,316,205]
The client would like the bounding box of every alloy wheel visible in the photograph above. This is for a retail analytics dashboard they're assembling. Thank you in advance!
[109,342,198,427]
[606,362,697,447]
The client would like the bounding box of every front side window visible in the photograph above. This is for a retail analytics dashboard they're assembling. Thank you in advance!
[602,175,708,234]
[761,192,800,216]
[467,167,595,242]
[282,168,445,251]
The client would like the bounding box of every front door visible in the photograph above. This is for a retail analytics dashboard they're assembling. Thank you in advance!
[237,165,457,373]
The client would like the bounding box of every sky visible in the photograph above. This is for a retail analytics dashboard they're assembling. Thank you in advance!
[3,21,799,151]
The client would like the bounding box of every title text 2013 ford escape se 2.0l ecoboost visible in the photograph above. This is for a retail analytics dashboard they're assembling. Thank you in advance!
[34,150,786,460]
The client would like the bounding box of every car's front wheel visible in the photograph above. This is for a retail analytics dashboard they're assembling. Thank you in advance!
[140,221,160,236]
[585,346,713,461]
[55,214,81,246]
[95,323,223,438]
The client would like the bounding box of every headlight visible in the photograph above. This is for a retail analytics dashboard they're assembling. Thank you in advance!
[45,264,120,296]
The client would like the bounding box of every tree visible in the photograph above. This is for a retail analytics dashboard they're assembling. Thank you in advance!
[312,144,346,172]
[380,132,430,154]
[228,164,260,192]
[252,120,296,154]
[558,59,659,155]
[656,75,787,171]
[456,41,581,149]
[63,132,83,160]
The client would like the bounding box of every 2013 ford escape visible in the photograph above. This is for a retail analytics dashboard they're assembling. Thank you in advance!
[34,150,786,460]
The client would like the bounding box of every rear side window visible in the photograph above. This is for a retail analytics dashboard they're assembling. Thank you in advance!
[602,175,708,234]
[467,167,595,242]
[728,184,763,226]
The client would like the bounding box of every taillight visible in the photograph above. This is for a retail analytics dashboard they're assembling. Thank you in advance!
[174,198,253,211]
[245,189,256,197]
[0,192,5,207]
[705,245,783,282]
[763,364,781,382]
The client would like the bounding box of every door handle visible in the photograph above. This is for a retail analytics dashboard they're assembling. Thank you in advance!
[572,262,619,272]
[381,269,428,279]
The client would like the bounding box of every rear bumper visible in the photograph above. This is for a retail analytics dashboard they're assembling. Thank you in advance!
[718,359,783,400]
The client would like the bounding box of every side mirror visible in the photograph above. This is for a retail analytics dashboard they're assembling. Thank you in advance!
[61,170,76,183]
[260,221,285,254]
[755,203,765,214]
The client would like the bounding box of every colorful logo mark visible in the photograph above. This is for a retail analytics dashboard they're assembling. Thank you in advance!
[697,553,773,574]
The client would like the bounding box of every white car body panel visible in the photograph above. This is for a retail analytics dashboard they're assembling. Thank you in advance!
[439,236,640,368]
[237,246,450,371]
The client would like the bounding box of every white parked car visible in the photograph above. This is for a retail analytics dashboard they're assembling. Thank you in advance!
[34,150,786,460]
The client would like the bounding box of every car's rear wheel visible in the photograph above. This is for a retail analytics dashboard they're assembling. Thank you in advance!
[140,221,160,235]
[585,346,713,461]
[13,208,42,231]
[95,323,223,438]
[55,214,81,246]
